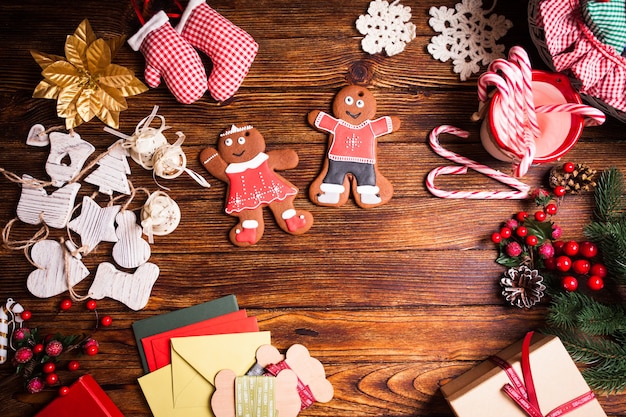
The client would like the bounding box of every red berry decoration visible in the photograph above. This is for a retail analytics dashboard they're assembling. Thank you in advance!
[590,263,607,278]
[59,386,70,397]
[562,240,579,257]
[534,211,547,222]
[491,232,502,243]
[500,227,512,239]
[555,256,572,272]
[579,241,598,258]
[100,315,113,327]
[525,235,539,246]
[562,276,578,291]
[553,240,565,254]
[20,310,32,321]
[544,256,557,270]
[545,203,558,216]
[33,343,44,354]
[516,226,528,237]
[83,338,99,356]
[42,362,56,374]
[516,211,528,221]
[59,299,72,311]
[45,373,59,386]
[86,300,97,311]
[67,360,80,371]
[563,162,575,173]
[587,275,605,291]
[572,259,591,275]
[553,186,566,197]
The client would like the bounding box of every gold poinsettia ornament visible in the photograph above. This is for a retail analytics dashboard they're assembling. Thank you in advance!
[31,19,147,129]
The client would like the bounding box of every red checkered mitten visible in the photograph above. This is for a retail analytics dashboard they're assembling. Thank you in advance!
[176,0,258,102]
[128,11,208,104]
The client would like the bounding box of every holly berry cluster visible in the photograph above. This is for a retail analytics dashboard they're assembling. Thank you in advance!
[544,240,607,292]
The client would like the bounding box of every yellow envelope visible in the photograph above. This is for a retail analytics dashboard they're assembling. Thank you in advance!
[138,365,213,417]
[170,331,271,409]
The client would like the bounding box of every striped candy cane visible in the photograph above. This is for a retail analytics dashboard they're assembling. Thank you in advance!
[426,125,531,199]
[0,298,24,364]
[535,103,606,126]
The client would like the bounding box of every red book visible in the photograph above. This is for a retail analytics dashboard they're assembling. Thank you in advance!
[35,374,124,417]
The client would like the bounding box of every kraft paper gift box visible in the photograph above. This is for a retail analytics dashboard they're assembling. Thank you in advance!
[441,332,607,417]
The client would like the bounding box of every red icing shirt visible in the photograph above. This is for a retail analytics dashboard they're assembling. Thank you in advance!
[225,153,297,213]
[314,112,393,164]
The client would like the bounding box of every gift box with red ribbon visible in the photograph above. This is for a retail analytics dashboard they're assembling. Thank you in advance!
[441,332,606,417]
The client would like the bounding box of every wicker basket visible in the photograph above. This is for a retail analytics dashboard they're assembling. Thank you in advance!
[528,0,626,122]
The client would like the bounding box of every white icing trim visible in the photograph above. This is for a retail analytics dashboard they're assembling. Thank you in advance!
[320,183,345,193]
[356,185,380,194]
[225,152,268,174]
[241,220,259,229]
[128,11,169,51]
[281,209,296,219]
[175,0,205,34]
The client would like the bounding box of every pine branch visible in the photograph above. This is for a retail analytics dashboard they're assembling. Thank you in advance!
[582,367,626,395]
[593,167,626,223]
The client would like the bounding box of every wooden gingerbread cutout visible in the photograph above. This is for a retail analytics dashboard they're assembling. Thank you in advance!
[84,140,132,195]
[88,262,159,311]
[26,123,49,147]
[68,196,120,254]
[199,124,313,246]
[265,344,334,408]
[46,131,96,187]
[112,210,151,269]
[16,175,81,229]
[308,85,400,208]
[26,240,90,298]
[247,344,285,376]
[212,368,301,417]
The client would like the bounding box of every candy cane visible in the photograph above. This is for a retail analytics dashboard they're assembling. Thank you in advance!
[426,125,531,199]
[507,46,541,139]
[0,298,24,364]
[477,72,516,146]
[535,103,606,126]
[488,58,527,149]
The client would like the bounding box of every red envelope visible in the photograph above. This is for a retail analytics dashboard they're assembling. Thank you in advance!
[142,310,259,372]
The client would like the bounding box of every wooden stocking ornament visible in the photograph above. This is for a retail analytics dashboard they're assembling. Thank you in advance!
[88,262,159,310]
[46,131,95,187]
[16,175,81,229]
[26,240,90,298]
[112,210,151,269]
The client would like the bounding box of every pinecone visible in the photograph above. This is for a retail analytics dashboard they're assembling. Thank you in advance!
[500,265,546,308]
[549,163,597,194]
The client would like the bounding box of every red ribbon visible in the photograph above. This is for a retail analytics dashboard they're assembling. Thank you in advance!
[265,361,316,410]
[490,332,595,417]
[129,0,184,26]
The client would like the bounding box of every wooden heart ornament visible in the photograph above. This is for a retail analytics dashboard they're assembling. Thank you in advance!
[26,240,90,298]
[26,124,49,147]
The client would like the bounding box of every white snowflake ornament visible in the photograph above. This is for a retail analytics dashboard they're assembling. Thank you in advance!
[356,0,416,57]
[427,0,513,80]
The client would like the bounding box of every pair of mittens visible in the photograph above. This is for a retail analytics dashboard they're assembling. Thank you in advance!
[128,0,258,103]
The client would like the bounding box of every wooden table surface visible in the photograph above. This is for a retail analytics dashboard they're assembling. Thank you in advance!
[1,0,626,416]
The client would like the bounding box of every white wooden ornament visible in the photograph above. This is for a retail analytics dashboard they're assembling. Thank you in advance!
[88,262,159,311]
[68,196,120,253]
[112,211,151,269]
[26,124,49,147]
[84,140,132,195]
[26,240,90,298]
[46,131,95,187]
[16,175,81,229]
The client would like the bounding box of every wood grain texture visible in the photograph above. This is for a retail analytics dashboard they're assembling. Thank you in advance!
[1,0,625,416]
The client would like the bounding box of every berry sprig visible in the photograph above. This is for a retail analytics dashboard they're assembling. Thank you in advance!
[544,240,607,292]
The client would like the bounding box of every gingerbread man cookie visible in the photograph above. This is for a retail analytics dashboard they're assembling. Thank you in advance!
[308,85,400,208]
[200,124,313,246]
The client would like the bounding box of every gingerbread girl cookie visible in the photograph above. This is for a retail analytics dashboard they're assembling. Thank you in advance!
[200,124,313,246]
[308,85,400,208]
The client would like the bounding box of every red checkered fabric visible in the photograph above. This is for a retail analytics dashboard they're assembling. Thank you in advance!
[128,11,207,104]
[177,0,258,102]
[539,0,626,112]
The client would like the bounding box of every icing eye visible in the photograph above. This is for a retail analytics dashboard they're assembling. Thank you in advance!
[344,96,354,105]
[356,100,365,108]
[224,138,233,146]
[238,136,246,144]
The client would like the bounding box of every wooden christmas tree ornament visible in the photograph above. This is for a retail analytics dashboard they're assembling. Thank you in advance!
[84,140,132,195]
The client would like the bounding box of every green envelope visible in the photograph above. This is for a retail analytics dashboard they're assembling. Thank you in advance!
[132,295,239,373]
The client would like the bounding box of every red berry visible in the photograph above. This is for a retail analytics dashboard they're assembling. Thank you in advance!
[544,256,557,270]
[545,203,558,216]
[491,232,502,243]
[86,300,97,311]
[85,345,99,356]
[45,373,59,386]
[500,227,512,239]
[562,276,578,291]
[33,344,44,354]
[587,275,605,291]
[42,362,56,374]
[100,316,113,327]
[579,241,598,258]
[563,162,575,173]
[590,263,607,278]
[20,310,32,321]
[59,299,72,311]
[555,256,572,272]
[553,240,565,255]
[562,240,579,257]
[534,211,547,222]
[526,235,539,246]
[59,386,70,397]
[516,211,529,221]
[67,360,80,371]
[516,226,528,237]
[572,259,591,275]
[553,186,567,197]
